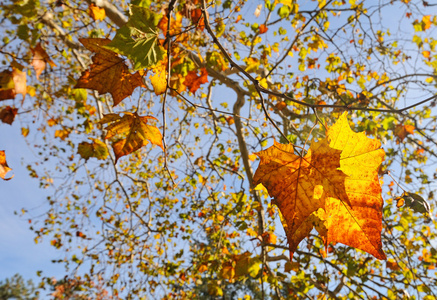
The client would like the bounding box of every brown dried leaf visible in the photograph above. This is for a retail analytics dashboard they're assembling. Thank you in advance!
[75,38,145,106]
[0,106,18,125]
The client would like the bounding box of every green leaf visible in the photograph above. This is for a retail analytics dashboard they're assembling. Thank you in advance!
[106,5,166,70]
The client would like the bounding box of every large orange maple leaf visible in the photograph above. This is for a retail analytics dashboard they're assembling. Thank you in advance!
[75,38,145,106]
[253,112,386,260]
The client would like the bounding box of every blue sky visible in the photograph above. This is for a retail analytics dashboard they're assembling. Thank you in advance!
[0,122,65,286]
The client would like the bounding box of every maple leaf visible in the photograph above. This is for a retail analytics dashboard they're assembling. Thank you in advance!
[0,106,18,125]
[326,112,386,260]
[253,112,386,260]
[184,68,208,93]
[31,43,56,80]
[78,138,109,161]
[106,5,166,70]
[0,150,13,180]
[100,112,164,162]
[75,38,145,107]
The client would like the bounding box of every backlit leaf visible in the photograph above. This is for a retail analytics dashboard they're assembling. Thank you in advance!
[253,112,386,260]
[259,24,268,34]
[394,124,415,142]
[106,5,166,70]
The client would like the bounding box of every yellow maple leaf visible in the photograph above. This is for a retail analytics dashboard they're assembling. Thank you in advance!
[326,112,386,260]
[253,112,386,260]
[75,38,145,106]
[100,112,164,162]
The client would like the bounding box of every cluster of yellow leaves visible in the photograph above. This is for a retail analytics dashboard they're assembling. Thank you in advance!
[253,113,386,260]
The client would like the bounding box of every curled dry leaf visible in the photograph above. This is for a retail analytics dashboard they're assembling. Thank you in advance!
[75,38,145,106]
[100,112,164,163]
[253,112,386,260]
[0,150,13,180]
[0,106,18,125]
[31,43,56,80]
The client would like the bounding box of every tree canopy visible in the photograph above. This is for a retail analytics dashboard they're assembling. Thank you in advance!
[1,0,437,299]
[0,274,38,300]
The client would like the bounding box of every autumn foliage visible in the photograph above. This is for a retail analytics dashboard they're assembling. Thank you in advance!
[254,113,386,260]
[1,0,437,299]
